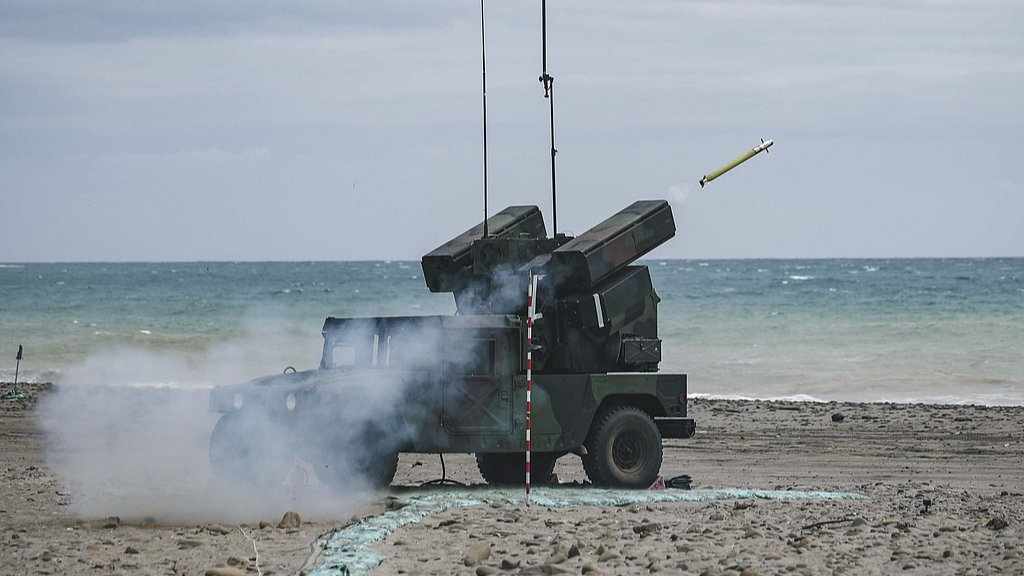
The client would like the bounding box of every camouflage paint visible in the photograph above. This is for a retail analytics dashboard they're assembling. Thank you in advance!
[209,201,695,477]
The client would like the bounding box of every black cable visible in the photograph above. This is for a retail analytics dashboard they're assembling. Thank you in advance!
[420,453,466,487]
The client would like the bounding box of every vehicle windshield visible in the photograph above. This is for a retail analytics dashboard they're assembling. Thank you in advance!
[328,343,357,367]
[321,320,443,370]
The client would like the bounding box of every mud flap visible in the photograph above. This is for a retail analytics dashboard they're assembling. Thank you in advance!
[655,417,696,439]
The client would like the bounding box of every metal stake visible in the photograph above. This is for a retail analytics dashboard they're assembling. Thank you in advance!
[525,273,541,505]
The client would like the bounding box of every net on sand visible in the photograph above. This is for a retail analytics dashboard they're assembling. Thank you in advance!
[310,486,868,576]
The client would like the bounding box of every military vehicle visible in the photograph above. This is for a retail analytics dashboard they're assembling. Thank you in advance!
[208,200,695,489]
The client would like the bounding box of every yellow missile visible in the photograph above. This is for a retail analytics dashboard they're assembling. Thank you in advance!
[699,138,773,188]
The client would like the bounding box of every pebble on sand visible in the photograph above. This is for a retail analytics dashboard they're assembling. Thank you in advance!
[548,552,569,564]
[633,522,661,535]
[790,537,811,548]
[519,564,572,575]
[986,518,1008,530]
[206,524,231,535]
[464,541,491,566]
[598,550,622,562]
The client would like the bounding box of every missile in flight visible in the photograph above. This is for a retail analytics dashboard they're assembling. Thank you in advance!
[699,139,773,188]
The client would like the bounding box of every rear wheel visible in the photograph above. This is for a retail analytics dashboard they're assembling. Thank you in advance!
[582,406,663,488]
[476,452,557,485]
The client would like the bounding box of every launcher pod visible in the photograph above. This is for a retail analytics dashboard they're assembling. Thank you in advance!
[421,200,673,373]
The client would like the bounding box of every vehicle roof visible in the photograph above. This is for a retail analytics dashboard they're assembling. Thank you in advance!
[321,314,522,336]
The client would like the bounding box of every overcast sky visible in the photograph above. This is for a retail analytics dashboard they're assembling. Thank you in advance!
[1,0,1021,262]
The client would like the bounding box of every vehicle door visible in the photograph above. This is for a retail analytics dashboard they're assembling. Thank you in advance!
[442,331,513,435]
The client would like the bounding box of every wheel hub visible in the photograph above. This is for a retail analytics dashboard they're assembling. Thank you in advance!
[611,431,646,472]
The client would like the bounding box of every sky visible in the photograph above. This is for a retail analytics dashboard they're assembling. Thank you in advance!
[1,0,1021,262]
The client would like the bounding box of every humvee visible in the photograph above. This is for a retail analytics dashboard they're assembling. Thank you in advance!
[208,200,695,489]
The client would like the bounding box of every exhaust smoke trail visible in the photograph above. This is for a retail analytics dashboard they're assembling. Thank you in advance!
[35,329,444,523]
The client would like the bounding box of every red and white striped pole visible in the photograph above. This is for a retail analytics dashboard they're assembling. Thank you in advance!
[525,272,540,506]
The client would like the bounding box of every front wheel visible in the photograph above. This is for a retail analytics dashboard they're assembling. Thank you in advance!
[582,406,663,488]
[318,449,398,491]
[209,413,294,490]
[316,424,399,491]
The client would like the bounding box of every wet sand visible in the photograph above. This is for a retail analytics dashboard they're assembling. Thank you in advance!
[2,384,1022,575]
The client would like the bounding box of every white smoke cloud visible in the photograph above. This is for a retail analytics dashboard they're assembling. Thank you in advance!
[667,182,691,209]
[34,321,449,523]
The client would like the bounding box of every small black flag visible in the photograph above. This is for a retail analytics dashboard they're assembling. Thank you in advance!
[16,345,22,361]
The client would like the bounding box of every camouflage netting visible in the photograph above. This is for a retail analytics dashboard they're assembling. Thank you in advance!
[309,487,868,576]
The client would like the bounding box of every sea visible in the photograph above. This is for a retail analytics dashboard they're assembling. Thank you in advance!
[1,258,1022,405]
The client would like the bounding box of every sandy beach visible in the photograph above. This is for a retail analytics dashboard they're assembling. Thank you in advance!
[2,383,1021,575]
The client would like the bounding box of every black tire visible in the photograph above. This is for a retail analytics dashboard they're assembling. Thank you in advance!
[476,452,557,485]
[581,406,663,488]
[316,424,399,491]
[318,449,398,491]
[209,413,294,490]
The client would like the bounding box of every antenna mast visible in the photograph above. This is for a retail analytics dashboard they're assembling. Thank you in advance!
[539,0,558,236]
[480,0,490,238]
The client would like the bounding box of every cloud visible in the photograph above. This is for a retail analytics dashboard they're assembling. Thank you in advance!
[0,0,1022,259]
[0,1,465,43]
[101,148,273,169]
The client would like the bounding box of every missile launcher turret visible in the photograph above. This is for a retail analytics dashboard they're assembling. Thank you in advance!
[421,200,674,373]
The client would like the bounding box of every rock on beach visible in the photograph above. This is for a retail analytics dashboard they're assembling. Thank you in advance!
[278,510,302,529]
[464,541,491,565]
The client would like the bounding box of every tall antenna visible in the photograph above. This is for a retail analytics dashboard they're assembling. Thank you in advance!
[539,0,558,236]
[480,0,490,238]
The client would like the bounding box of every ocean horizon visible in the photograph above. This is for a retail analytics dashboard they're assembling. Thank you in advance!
[2,257,1021,406]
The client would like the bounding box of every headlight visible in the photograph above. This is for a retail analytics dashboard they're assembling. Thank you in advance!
[232,393,244,410]
[286,393,296,411]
